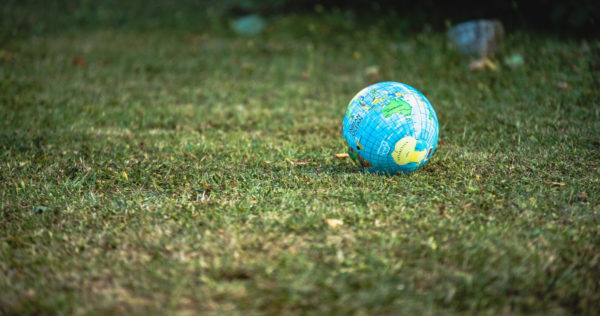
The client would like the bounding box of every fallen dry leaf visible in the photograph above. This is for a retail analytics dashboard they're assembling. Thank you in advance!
[326,219,344,228]
[288,160,309,166]
[468,58,498,71]
[72,56,87,68]
[0,50,15,63]
[576,192,588,201]
[555,82,570,90]
[365,65,381,81]
[25,288,35,298]
[334,153,349,159]
[438,204,450,218]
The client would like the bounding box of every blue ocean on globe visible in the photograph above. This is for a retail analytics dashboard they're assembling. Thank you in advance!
[341,81,439,174]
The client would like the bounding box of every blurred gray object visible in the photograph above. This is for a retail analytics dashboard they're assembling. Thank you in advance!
[447,19,504,58]
[232,14,266,36]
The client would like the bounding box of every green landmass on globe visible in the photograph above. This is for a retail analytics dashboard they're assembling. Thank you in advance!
[345,105,353,118]
[382,98,412,118]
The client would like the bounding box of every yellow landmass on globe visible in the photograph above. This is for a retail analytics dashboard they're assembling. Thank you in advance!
[372,97,383,105]
[391,136,427,165]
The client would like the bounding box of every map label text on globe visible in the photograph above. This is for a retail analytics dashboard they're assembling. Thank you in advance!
[348,112,364,136]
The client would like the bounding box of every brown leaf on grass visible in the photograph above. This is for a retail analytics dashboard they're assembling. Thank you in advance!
[6,236,33,247]
[72,56,87,68]
[365,65,381,82]
[334,153,349,159]
[326,219,344,228]
[576,192,588,201]
[288,160,309,166]
[241,61,255,70]
[438,204,450,218]
[25,289,35,298]
[184,33,205,45]
[555,82,570,90]
[468,58,498,71]
[0,50,15,63]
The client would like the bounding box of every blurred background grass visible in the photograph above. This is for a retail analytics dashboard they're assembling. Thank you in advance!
[2,0,600,45]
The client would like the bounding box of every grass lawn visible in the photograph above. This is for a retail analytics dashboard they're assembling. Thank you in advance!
[1,11,600,315]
